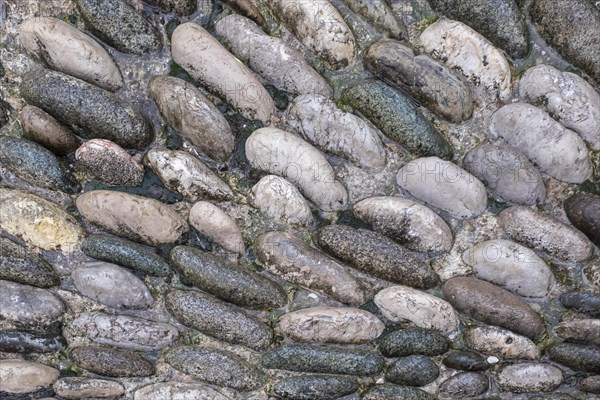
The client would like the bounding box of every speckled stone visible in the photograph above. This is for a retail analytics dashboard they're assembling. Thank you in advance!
[272,375,359,400]
[0,237,59,287]
[188,201,244,254]
[559,292,600,317]
[53,377,125,399]
[0,360,59,394]
[443,351,490,371]
[379,328,450,357]
[497,363,563,393]
[75,139,144,186]
[344,0,407,39]
[19,105,79,155]
[71,346,155,377]
[385,355,439,387]
[546,343,600,373]
[144,0,197,15]
[463,326,540,360]
[133,382,231,400]
[262,344,385,376]
[362,384,437,400]
[251,175,314,226]
[565,193,600,248]
[579,375,600,395]
[0,330,66,353]
[439,372,489,398]
[0,280,65,327]
[554,319,600,346]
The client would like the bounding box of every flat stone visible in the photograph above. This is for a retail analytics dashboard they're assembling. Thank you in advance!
[133,382,231,400]
[464,326,540,360]
[565,193,600,248]
[497,363,563,393]
[439,372,489,398]
[251,175,314,226]
[554,319,600,346]
[385,355,439,387]
[75,139,144,186]
[19,105,78,155]
[0,360,59,394]
[0,237,59,287]
[188,202,244,254]
[272,375,359,400]
[0,280,65,327]
[0,330,66,353]
[379,328,450,357]
[71,346,155,377]
[53,377,124,399]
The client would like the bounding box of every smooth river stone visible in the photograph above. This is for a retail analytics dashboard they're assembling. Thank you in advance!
[171,22,275,124]
[145,149,233,202]
[215,14,332,97]
[489,103,592,183]
[170,245,287,309]
[0,330,66,353]
[75,0,162,55]
[166,346,264,391]
[419,18,512,100]
[165,289,273,350]
[188,201,244,254]
[253,231,365,305]
[71,346,155,377]
[0,237,60,288]
[374,285,460,334]
[20,17,122,91]
[353,196,453,253]
[148,76,234,162]
[20,69,152,149]
[464,326,540,360]
[272,375,358,400]
[497,363,563,393]
[554,319,600,346]
[439,372,489,398]
[0,280,65,327]
[498,206,594,262]
[0,135,80,193]
[396,157,487,219]
[276,307,384,344]
[362,385,437,400]
[75,139,144,186]
[76,190,189,245]
[285,94,386,170]
[0,360,59,394]
[443,351,490,371]
[66,312,179,351]
[53,377,125,399]
[72,262,154,309]
[251,175,314,226]
[519,64,600,150]
[559,292,600,317]
[365,38,473,122]
[463,144,546,205]
[462,239,553,297]
[0,189,83,252]
[262,344,385,376]
[342,80,453,159]
[379,328,450,357]
[547,343,600,373]
[443,276,545,339]
[246,127,348,211]
[565,193,600,248]
[314,224,440,288]
[19,105,79,155]
[385,355,439,387]
[267,0,355,69]
[134,382,231,400]
[343,0,407,39]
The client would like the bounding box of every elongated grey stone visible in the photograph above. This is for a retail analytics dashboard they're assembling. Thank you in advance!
[0,280,65,327]
[0,330,66,353]
[71,346,155,377]
[272,375,359,399]
[0,237,60,288]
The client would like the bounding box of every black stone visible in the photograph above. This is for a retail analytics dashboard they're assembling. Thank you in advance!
[443,351,490,371]
[379,328,449,357]
[565,193,600,248]
[385,355,439,387]
[0,237,60,287]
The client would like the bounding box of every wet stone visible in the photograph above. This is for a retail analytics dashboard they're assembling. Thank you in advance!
[560,292,600,317]
[75,139,144,186]
[165,346,264,391]
[497,363,563,393]
[463,326,540,360]
[385,355,440,387]
[379,328,450,357]
[272,375,359,400]
[133,382,231,400]
[0,237,60,288]
[0,330,66,353]
[362,384,437,400]
[19,105,79,155]
[0,360,59,394]
[53,377,125,399]
[71,346,155,377]
[81,234,170,276]
[438,372,489,398]
[0,280,65,327]
[443,351,490,371]
[546,343,600,373]
[262,344,385,376]
[564,193,600,248]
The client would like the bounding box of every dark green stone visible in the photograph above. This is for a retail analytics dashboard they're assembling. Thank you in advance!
[170,245,287,309]
[20,69,152,149]
[342,80,453,159]
[71,346,155,377]
[0,238,60,288]
[0,329,66,353]
[443,351,490,371]
[81,234,170,276]
[362,384,437,400]
[272,375,359,400]
[379,328,449,357]
[262,344,385,376]
[385,355,439,387]
[547,343,600,373]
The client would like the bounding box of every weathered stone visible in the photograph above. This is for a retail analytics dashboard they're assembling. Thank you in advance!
[443,277,545,339]
[81,234,170,276]
[75,139,144,186]
[170,245,286,309]
[76,0,162,54]
[385,355,439,387]
[267,0,355,69]
[547,343,600,373]
[134,382,231,400]
[462,239,553,297]
[0,330,66,353]
[365,39,472,122]
[314,224,439,288]
[396,157,487,219]
[276,307,384,344]
[443,351,490,371]
[144,149,233,202]
[554,319,600,346]
[188,202,244,254]
[419,19,512,100]
[560,292,600,317]
[343,80,453,159]
[71,262,154,309]
[246,127,348,211]
[262,344,384,376]
[71,346,155,377]
[66,312,179,351]
[463,144,546,205]
[353,196,453,253]
[254,231,365,305]
[165,289,273,350]
[584,259,600,290]
[272,375,359,400]
[144,0,197,15]
[363,384,437,400]
[76,190,189,245]
[0,135,79,193]
[439,372,489,398]
[343,0,407,39]
[464,326,540,360]
[565,193,600,248]
[579,375,600,395]
[171,22,275,124]
[497,363,563,393]
[0,280,65,327]
[166,346,264,391]
[148,76,234,162]
[20,17,122,91]
[19,105,78,155]
[0,360,59,394]
[531,0,600,82]
[489,103,592,183]
[379,328,450,357]
[285,94,385,169]
[498,206,594,262]
[53,377,125,399]
[20,69,152,149]
[0,237,59,287]
[251,175,314,226]
[374,285,460,334]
